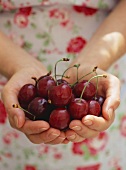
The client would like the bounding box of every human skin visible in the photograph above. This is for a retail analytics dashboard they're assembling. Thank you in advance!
[65,0,126,142]
[0,0,126,144]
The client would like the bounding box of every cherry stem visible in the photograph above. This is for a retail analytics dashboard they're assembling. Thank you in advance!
[12,104,36,120]
[54,58,70,85]
[75,64,80,83]
[94,70,98,99]
[71,66,98,88]
[79,74,107,102]
[31,77,38,87]
[55,75,70,79]
[31,71,52,87]
[61,64,80,80]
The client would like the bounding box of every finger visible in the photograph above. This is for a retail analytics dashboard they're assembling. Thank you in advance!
[65,129,84,143]
[62,139,70,144]
[82,112,115,131]
[45,131,66,145]
[1,84,25,128]
[66,120,99,142]
[19,119,50,135]
[102,75,120,120]
[26,128,61,144]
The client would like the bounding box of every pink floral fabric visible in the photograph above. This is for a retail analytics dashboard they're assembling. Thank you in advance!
[1,0,126,170]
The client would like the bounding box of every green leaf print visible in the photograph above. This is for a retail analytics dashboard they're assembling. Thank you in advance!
[81,145,90,160]
[98,0,108,9]
[81,145,98,160]
[43,39,50,46]
[23,148,35,159]
[4,21,12,29]
[31,23,37,29]
[47,64,53,72]
[23,42,32,51]
[36,32,52,46]
[36,33,48,39]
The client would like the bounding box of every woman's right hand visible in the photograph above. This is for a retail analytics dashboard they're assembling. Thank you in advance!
[1,66,66,145]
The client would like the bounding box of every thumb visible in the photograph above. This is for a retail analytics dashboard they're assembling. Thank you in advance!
[1,86,26,129]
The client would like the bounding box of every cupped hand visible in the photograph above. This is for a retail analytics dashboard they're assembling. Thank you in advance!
[1,65,66,144]
[64,64,120,143]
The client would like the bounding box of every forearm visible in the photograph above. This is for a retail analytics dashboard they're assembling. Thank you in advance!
[75,0,126,70]
[0,31,46,78]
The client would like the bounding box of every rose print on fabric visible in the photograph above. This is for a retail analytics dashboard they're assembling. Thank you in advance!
[49,8,70,26]
[108,157,122,170]
[0,100,7,124]
[14,6,32,28]
[73,4,98,16]
[67,36,86,54]
[3,130,19,144]
[72,132,108,159]
[19,6,32,16]
[37,144,63,160]
[24,165,37,170]
[0,0,15,11]
[120,115,126,137]
[0,1,121,170]
[86,132,108,155]
[76,163,101,170]
[14,13,29,28]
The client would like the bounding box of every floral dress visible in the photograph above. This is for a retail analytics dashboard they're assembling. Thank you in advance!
[1,0,126,170]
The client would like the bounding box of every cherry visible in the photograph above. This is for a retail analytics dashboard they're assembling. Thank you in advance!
[49,108,71,130]
[14,59,107,131]
[37,76,56,99]
[28,97,50,121]
[73,80,96,100]
[48,83,72,107]
[68,98,88,120]
[92,95,105,106]
[87,100,101,116]
[18,84,37,109]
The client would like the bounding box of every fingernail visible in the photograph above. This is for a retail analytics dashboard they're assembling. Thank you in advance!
[83,119,93,126]
[49,133,59,138]
[58,137,65,140]
[14,115,19,128]
[108,108,113,120]
[39,128,48,132]
[71,126,81,131]
[68,134,76,140]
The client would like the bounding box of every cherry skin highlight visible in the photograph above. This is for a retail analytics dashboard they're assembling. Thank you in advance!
[37,76,56,99]
[48,84,72,107]
[87,100,101,116]
[68,98,88,120]
[28,97,50,121]
[49,108,71,130]
[92,95,105,106]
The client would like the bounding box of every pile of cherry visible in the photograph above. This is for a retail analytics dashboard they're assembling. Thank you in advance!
[13,58,106,131]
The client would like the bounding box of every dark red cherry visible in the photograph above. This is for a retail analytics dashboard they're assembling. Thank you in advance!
[88,100,101,116]
[28,97,49,121]
[73,80,96,100]
[18,84,37,109]
[92,95,105,106]
[48,84,72,107]
[37,76,56,99]
[49,108,71,130]
[68,98,88,120]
